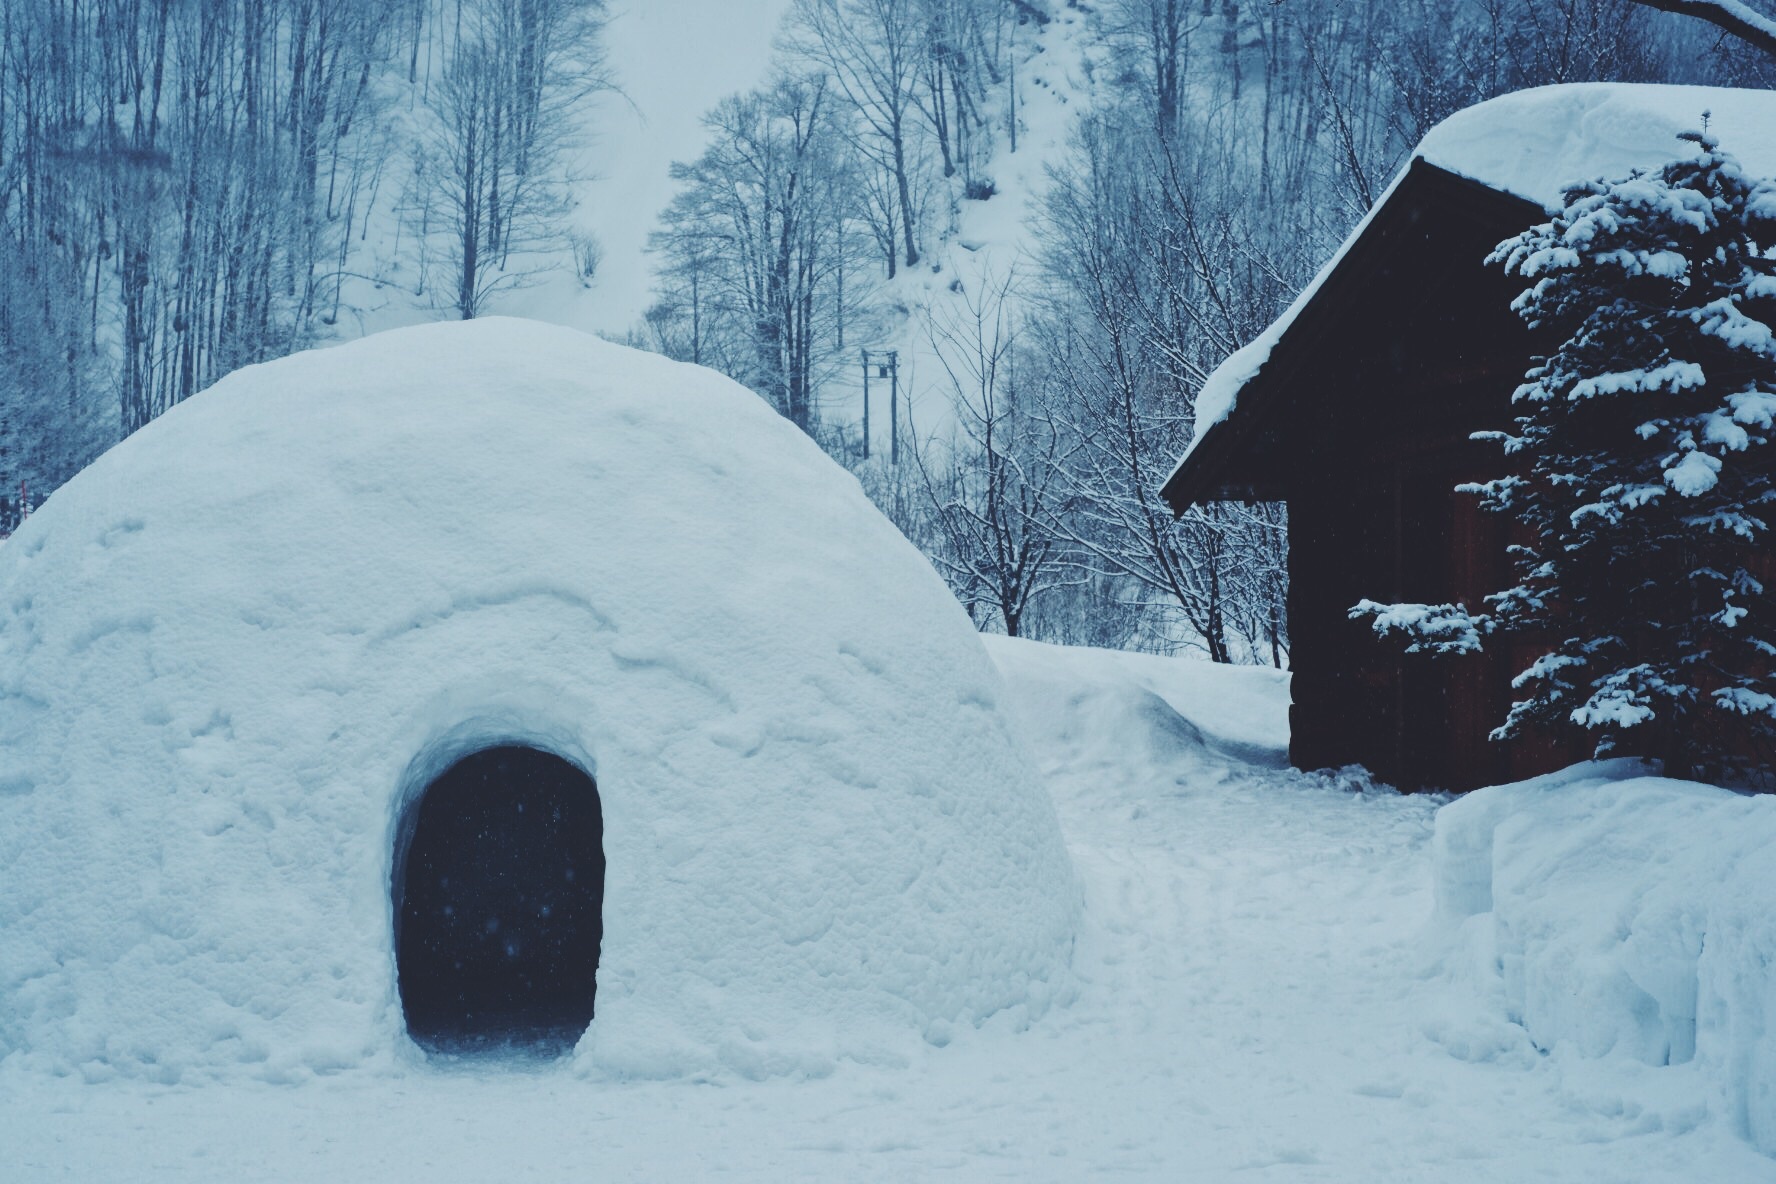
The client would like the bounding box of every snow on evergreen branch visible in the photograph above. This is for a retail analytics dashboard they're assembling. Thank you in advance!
[1350,601,1487,655]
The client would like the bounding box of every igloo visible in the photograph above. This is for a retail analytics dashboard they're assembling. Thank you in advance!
[0,318,1077,1082]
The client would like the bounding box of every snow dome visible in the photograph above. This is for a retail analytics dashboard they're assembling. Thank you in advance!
[0,318,1077,1082]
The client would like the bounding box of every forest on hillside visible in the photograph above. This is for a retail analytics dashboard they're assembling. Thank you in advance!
[2,0,1772,661]
[0,0,609,494]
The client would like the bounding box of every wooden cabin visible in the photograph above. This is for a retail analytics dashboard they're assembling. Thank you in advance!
[1163,81,1776,791]
[1163,158,1576,792]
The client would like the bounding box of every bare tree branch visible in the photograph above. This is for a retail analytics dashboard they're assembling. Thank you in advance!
[1622,0,1776,58]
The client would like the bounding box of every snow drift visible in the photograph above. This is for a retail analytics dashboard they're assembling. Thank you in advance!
[983,635,1290,777]
[0,318,1077,1082]
[1432,763,1776,1155]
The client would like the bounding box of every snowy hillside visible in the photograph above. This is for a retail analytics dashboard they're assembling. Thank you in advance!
[622,0,1105,452]
[535,0,1084,359]
[810,4,1098,438]
[367,0,1098,446]
[5,637,1773,1179]
[517,0,797,335]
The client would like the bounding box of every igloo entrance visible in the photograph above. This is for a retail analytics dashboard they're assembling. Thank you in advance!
[394,745,604,1057]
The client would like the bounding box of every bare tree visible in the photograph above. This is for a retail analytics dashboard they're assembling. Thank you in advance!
[791,0,925,272]
[1030,98,1304,661]
[910,270,1073,636]
[413,0,608,319]
[0,0,401,462]
[650,74,876,431]
[1101,0,1204,140]
[1621,0,1776,56]
[0,0,625,504]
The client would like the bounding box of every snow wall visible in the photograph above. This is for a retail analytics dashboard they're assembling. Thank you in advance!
[0,318,1078,1082]
[1433,764,1776,1154]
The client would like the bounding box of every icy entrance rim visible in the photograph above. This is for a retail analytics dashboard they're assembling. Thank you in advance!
[389,698,600,960]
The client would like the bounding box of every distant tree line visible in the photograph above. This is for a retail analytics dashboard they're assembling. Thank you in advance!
[7,0,1773,665]
[0,0,605,510]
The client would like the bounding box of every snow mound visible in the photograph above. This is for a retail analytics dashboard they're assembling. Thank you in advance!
[1180,83,1776,461]
[0,318,1076,1082]
[983,636,1290,776]
[1432,763,1776,1155]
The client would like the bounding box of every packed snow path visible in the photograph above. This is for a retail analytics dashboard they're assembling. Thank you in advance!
[2,638,1768,1180]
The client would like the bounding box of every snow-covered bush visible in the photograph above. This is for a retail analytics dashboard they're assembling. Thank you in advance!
[1356,131,1776,781]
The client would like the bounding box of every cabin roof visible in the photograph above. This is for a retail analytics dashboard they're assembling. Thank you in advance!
[1163,83,1776,513]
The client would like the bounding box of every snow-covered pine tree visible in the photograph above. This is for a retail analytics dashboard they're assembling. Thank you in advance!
[1354,130,1776,782]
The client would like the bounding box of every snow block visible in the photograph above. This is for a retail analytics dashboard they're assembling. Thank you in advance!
[1433,764,1776,1154]
[0,319,1077,1081]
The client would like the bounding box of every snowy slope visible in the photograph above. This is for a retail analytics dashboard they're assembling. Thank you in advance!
[319,2,1096,448]
[4,637,1771,1179]
[516,0,796,336]
[791,4,1098,443]
[324,0,1094,451]
[318,1,794,342]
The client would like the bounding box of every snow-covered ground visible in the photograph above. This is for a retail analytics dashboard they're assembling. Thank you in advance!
[5,635,1770,1181]
[1433,763,1776,1157]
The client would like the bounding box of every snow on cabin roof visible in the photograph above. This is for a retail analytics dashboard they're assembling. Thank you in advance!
[1416,83,1776,209]
[1172,83,1776,482]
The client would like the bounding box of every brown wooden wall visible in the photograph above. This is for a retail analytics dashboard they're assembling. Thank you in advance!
[1286,438,1585,792]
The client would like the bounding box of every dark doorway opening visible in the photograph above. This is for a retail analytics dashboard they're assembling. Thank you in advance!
[396,745,604,1057]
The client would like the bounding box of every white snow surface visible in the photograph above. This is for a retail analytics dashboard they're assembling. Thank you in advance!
[5,635,1774,1179]
[1433,761,1776,1156]
[520,0,794,335]
[1177,83,1776,468]
[0,318,1077,1082]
